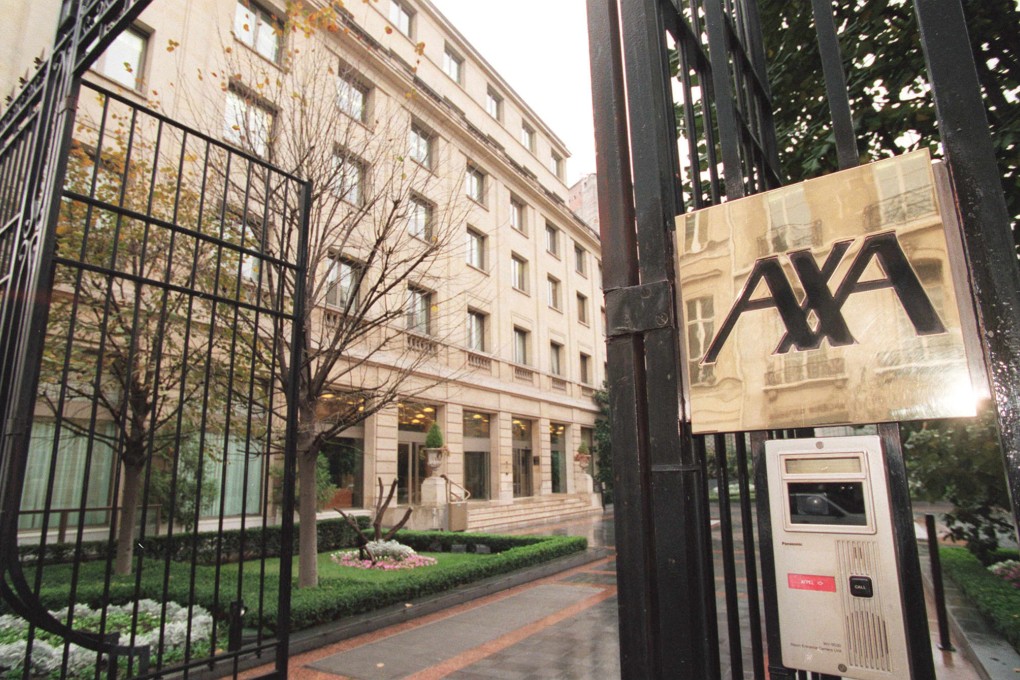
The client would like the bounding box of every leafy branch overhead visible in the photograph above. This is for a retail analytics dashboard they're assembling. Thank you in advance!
[760,0,1019,249]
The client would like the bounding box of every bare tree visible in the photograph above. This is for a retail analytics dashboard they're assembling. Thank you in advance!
[172,3,471,586]
[44,121,246,575]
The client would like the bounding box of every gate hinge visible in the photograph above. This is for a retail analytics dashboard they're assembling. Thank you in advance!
[605,280,675,338]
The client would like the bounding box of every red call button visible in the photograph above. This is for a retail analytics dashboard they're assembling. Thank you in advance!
[787,573,837,592]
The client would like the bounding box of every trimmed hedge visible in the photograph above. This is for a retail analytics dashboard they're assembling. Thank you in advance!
[21,532,588,634]
[278,533,587,630]
[395,530,553,553]
[19,515,371,567]
[940,546,1020,653]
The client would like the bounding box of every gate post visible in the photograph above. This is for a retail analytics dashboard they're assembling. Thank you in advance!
[588,0,718,676]
[913,0,1020,543]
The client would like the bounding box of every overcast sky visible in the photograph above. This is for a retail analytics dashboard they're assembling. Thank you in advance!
[430,0,596,186]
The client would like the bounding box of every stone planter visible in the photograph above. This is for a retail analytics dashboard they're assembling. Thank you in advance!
[423,447,446,477]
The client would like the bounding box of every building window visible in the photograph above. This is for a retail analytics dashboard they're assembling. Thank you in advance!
[465,165,485,204]
[486,87,502,121]
[511,254,528,293]
[234,0,282,63]
[545,223,560,257]
[550,342,562,375]
[520,123,535,152]
[574,242,587,276]
[443,45,463,83]
[407,196,433,240]
[763,186,818,254]
[513,327,530,365]
[333,153,366,205]
[94,26,147,90]
[579,352,591,385]
[389,0,413,37]
[325,257,362,311]
[467,310,486,351]
[686,296,715,384]
[551,152,564,179]
[409,123,433,169]
[466,227,486,270]
[224,89,274,157]
[577,292,589,324]
[510,197,525,233]
[547,276,561,310]
[406,287,432,334]
[337,73,368,122]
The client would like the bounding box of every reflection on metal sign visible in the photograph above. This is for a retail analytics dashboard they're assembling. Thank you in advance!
[676,150,982,433]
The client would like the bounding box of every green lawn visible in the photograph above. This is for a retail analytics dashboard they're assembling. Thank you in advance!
[20,533,587,632]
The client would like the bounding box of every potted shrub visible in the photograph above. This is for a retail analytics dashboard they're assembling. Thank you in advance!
[423,422,446,477]
[574,441,592,468]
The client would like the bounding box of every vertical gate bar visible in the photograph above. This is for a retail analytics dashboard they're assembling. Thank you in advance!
[736,0,781,181]
[618,0,719,675]
[751,431,796,680]
[872,424,934,679]
[809,0,859,170]
[913,0,1020,541]
[713,434,744,679]
[703,0,745,199]
[275,178,312,677]
[735,433,765,679]
[878,423,936,678]
[587,0,657,674]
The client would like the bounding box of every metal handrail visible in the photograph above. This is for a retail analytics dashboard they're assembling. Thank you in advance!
[440,474,471,502]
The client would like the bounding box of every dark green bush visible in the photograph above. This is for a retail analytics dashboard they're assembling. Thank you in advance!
[20,515,371,566]
[940,546,1020,653]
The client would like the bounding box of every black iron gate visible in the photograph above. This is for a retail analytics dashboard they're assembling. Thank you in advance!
[0,2,307,678]
[589,0,1018,677]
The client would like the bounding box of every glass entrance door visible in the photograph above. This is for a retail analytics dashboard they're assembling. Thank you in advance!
[398,442,426,505]
[512,447,533,498]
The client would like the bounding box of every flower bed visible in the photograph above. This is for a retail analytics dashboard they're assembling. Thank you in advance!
[988,559,1020,588]
[331,540,438,570]
[0,600,211,678]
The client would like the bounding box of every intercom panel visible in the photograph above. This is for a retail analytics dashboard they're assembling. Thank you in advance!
[765,436,908,679]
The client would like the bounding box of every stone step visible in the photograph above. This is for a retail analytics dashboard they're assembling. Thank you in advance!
[468,506,600,533]
[466,498,592,520]
[464,495,599,532]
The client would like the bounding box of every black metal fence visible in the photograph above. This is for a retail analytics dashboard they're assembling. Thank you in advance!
[589,0,1017,678]
[0,1,308,675]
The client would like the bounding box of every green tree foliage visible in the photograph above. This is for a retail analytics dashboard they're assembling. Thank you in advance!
[903,404,1013,564]
[761,0,1019,246]
[270,453,337,512]
[593,385,614,505]
[425,423,445,449]
[148,438,221,533]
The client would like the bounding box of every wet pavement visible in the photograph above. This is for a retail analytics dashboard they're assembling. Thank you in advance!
[244,511,987,679]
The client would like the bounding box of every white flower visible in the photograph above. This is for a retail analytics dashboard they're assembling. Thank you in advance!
[26,639,61,675]
[64,644,99,675]
[0,640,27,673]
[365,540,417,560]
[0,614,26,635]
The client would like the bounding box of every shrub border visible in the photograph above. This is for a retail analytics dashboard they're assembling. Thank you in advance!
[940,546,1020,653]
[19,516,372,566]
[278,533,587,630]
